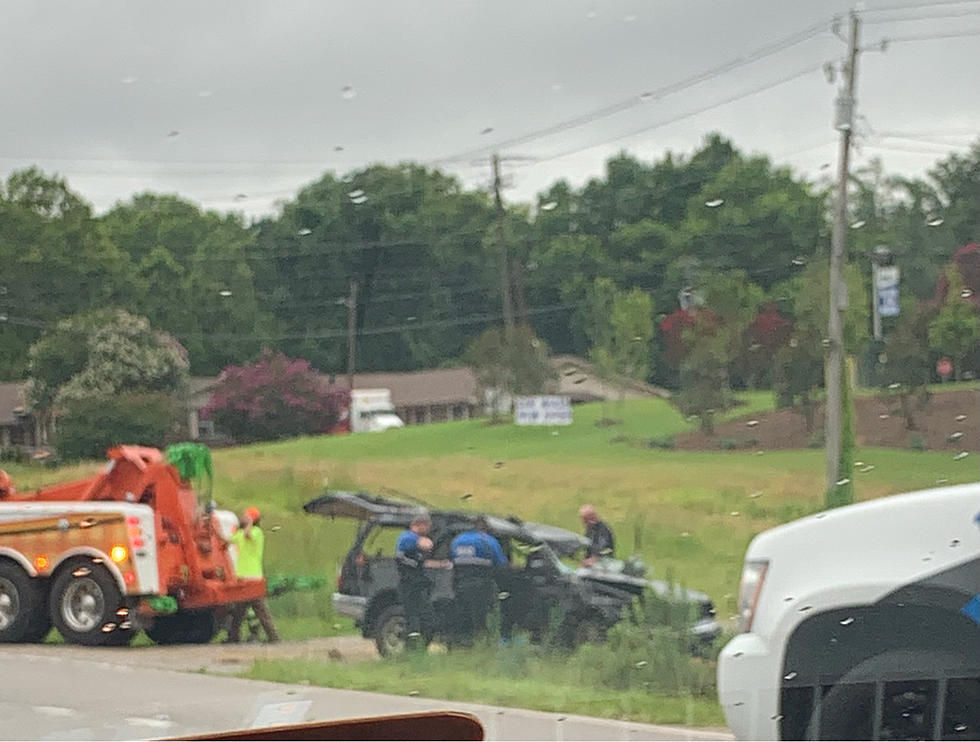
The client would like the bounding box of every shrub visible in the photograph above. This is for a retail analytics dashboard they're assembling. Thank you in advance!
[56,392,180,460]
[644,435,676,450]
[807,430,825,449]
[908,433,927,451]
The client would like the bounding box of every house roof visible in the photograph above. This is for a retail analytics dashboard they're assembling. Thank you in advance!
[329,367,479,408]
[0,382,28,426]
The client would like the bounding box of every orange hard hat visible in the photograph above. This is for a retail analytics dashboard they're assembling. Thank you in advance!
[244,506,261,522]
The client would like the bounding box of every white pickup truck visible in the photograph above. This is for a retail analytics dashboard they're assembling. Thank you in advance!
[718,482,980,740]
[350,389,404,433]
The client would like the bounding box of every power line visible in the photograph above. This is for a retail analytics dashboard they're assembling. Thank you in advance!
[434,21,832,166]
[864,7,980,24]
[863,0,980,14]
[874,28,980,43]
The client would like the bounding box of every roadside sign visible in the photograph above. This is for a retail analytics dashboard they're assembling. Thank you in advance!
[515,395,572,425]
[937,357,953,380]
[876,265,900,318]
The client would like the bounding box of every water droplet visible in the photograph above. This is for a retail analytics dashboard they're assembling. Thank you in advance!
[839,617,854,626]
[233,193,248,202]
[749,343,762,352]
[623,13,638,22]
[822,338,831,347]
[217,289,233,298]
[732,651,743,658]
[540,200,558,211]
[950,539,960,547]
[460,493,473,500]
[102,623,117,633]
[680,531,690,537]
[408,690,420,697]
[949,431,964,441]
[791,257,806,266]
[955,414,967,422]
[789,338,799,348]
[860,465,875,473]
[197,90,213,98]
[936,478,949,484]
[820,162,832,170]
[730,511,741,516]
[746,420,759,427]
[333,145,344,152]
[784,671,798,680]
[298,228,312,236]
[799,605,813,612]
[855,461,864,467]
[350,195,368,205]
[879,413,890,420]
[922,555,932,562]
[120,75,138,84]
[634,660,648,668]
[638,92,655,103]
[705,198,724,208]
[166,130,180,138]
[835,478,850,486]
[497,591,510,600]
[850,220,866,229]
[926,216,945,227]
[749,491,763,498]
[960,288,974,299]
[784,597,794,602]
[755,450,765,456]
[480,127,494,135]
[954,451,970,460]
[955,724,968,732]
[348,189,365,199]
[340,85,357,100]
[733,701,745,707]
[888,382,901,389]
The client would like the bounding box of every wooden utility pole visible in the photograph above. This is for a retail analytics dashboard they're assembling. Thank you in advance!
[492,154,515,330]
[346,280,358,390]
[825,10,860,494]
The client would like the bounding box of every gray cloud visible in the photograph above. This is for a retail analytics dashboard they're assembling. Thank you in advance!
[1,0,975,217]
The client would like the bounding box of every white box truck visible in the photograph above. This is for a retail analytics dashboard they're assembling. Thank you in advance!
[350,389,405,433]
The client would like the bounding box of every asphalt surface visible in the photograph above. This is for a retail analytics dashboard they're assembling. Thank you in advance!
[0,646,734,741]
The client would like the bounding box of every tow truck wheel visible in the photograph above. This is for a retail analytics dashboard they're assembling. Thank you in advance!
[50,559,127,646]
[146,610,217,645]
[0,560,47,643]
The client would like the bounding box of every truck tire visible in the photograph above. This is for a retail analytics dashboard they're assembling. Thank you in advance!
[147,610,217,645]
[374,605,407,657]
[0,561,47,643]
[804,648,970,740]
[50,559,127,646]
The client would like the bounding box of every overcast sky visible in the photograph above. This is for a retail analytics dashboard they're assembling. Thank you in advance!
[1,0,976,218]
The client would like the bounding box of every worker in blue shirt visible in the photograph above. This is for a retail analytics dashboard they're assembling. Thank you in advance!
[450,515,508,645]
[395,512,436,651]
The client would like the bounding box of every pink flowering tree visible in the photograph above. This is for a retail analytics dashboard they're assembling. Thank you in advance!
[202,351,347,443]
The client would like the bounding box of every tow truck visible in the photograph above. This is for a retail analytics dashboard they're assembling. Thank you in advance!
[0,445,264,646]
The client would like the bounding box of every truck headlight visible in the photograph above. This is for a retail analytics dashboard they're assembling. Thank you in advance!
[736,559,769,633]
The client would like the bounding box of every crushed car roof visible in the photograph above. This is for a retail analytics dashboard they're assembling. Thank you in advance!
[303,490,590,557]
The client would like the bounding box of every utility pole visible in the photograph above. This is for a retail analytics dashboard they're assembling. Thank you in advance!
[825,9,860,494]
[346,280,358,390]
[492,153,515,330]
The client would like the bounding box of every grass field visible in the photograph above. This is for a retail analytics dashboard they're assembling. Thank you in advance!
[4,388,976,724]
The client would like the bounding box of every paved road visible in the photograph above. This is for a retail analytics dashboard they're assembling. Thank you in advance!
[0,648,733,741]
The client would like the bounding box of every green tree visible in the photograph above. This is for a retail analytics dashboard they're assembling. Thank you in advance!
[56,393,181,461]
[585,278,655,383]
[464,325,555,421]
[928,267,980,380]
[772,326,824,432]
[674,316,732,434]
[878,300,935,429]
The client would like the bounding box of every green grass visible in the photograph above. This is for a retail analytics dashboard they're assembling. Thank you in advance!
[243,648,726,727]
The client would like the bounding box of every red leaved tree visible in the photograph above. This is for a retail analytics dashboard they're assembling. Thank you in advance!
[202,351,347,443]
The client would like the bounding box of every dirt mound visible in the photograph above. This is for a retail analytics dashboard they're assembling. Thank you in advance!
[675,389,978,452]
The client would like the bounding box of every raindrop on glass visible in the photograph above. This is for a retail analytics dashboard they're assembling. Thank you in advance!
[749,343,761,352]
[623,13,638,22]
[950,539,960,547]
[850,220,866,229]
[749,491,763,499]
[730,511,741,516]
[888,382,901,390]
[334,145,344,152]
[298,228,312,236]
[820,162,832,170]
[755,450,765,456]
[799,605,813,611]
[855,461,865,467]
[218,290,233,297]
[540,201,558,211]
[120,75,138,84]
[791,257,806,266]
[350,195,368,205]
[784,597,794,602]
[926,216,945,227]
[961,288,974,299]
[746,420,759,427]
[498,591,510,600]
[733,651,744,658]
[955,724,968,732]
[784,671,798,680]
[680,531,690,537]
[936,478,949,484]
[480,127,494,135]
[789,338,798,348]
[954,451,969,460]
[705,198,724,208]
[860,465,875,473]
[950,431,964,441]
[821,338,831,347]
[955,414,967,422]
[879,413,890,420]
[771,714,784,721]
[639,92,655,103]
[167,130,180,138]
[835,478,850,486]
[340,85,357,100]
[460,493,473,500]
[348,189,365,199]
[839,617,854,626]
[233,193,248,202]
[405,316,417,322]
[635,660,648,668]
[197,90,213,98]
[408,690,420,697]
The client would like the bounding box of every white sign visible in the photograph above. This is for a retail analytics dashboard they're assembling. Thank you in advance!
[876,265,900,318]
[515,396,572,425]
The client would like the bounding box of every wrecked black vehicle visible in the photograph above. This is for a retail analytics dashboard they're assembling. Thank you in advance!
[304,491,721,656]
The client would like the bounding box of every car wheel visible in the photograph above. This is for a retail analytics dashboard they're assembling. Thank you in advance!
[50,559,127,646]
[374,605,407,657]
[0,560,47,643]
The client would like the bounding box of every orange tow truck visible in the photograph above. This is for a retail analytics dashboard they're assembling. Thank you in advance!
[0,445,264,646]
